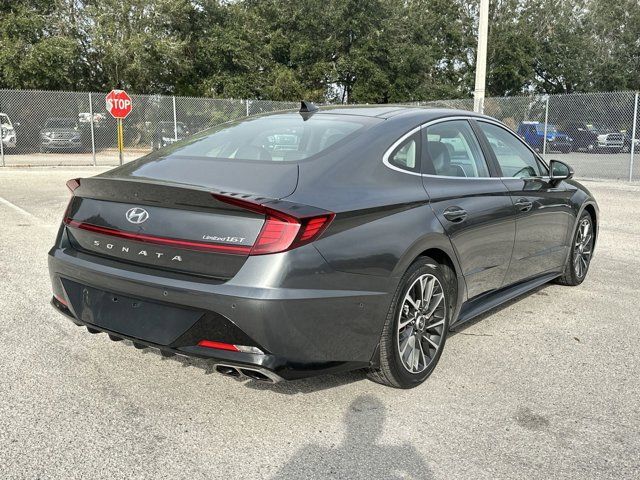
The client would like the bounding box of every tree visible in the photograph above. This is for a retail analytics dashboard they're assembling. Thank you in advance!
[0,0,86,90]
[1,0,638,100]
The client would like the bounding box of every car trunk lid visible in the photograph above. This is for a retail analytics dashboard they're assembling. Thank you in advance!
[63,175,290,279]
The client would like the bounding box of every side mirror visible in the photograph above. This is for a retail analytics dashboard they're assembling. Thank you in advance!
[549,159,574,182]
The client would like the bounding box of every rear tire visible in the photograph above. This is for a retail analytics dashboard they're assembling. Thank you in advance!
[556,211,594,286]
[368,257,454,388]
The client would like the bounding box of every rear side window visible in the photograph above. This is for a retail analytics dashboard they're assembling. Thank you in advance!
[423,120,490,177]
[388,136,419,172]
[168,114,371,162]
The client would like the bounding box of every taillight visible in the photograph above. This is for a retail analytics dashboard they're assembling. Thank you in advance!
[212,194,334,255]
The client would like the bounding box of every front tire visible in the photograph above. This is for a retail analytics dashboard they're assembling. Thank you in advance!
[556,211,594,286]
[368,257,453,388]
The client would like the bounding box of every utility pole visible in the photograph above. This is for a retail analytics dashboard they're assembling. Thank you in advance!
[474,0,490,113]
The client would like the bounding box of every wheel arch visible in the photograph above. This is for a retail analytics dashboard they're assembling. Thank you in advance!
[393,237,466,319]
[415,248,459,308]
[582,203,598,249]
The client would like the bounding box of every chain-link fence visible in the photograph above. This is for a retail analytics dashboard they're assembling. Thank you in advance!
[1,88,638,181]
[0,89,297,167]
[417,91,640,181]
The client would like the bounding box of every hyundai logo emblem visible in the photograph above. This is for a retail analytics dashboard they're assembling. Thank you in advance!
[125,207,149,224]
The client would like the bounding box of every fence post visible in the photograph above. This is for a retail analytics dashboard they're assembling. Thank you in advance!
[542,96,549,157]
[0,121,4,167]
[630,92,638,182]
[0,87,4,164]
[172,96,178,141]
[246,99,250,116]
[88,93,97,166]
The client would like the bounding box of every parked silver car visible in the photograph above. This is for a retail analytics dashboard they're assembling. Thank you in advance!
[1,113,18,149]
[40,118,83,152]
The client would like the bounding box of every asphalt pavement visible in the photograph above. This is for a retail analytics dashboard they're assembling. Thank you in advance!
[0,167,639,479]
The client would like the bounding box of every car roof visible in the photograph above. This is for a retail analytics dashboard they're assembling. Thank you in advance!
[313,105,489,122]
[315,106,409,118]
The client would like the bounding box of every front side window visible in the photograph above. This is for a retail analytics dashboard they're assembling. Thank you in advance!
[168,114,373,162]
[423,120,490,178]
[478,122,547,178]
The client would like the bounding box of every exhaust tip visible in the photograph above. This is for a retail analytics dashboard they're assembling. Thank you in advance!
[240,368,273,382]
[87,327,100,334]
[133,342,147,350]
[108,333,122,342]
[216,365,241,377]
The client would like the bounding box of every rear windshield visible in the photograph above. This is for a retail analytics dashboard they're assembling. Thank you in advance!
[169,114,372,162]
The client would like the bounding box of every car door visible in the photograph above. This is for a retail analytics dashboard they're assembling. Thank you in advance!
[474,120,574,285]
[421,119,516,300]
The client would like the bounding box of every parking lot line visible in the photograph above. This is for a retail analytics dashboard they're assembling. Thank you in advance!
[0,195,42,222]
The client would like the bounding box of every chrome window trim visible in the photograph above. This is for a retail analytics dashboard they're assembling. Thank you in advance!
[382,115,551,181]
[382,125,423,176]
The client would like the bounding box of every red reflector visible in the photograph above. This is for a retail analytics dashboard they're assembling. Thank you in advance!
[53,294,68,307]
[66,178,81,193]
[212,194,335,255]
[197,340,240,351]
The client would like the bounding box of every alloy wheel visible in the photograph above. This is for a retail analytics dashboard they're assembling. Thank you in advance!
[396,274,447,374]
[574,217,593,278]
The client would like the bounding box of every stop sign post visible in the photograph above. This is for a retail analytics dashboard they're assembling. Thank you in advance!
[106,89,133,165]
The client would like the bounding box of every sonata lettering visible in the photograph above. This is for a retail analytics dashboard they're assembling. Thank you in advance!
[91,239,182,262]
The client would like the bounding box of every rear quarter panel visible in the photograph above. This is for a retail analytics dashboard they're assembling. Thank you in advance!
[290,116,465,301]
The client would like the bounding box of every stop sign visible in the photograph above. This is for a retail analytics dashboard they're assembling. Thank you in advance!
[106,89,132,119]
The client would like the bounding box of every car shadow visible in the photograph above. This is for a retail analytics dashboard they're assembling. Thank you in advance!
[128,342,367,394]
[269,394,432,479]
[243,370,366,394]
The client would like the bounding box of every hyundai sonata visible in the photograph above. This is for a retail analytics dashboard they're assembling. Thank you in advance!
[48,103,598,388]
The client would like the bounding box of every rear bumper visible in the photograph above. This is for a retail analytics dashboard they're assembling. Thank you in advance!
[51,295,286,382]
[596,142,623,148]
[48,231,392,380]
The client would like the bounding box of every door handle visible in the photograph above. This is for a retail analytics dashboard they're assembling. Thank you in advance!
[515,198,533,212]
[443,206,468,223]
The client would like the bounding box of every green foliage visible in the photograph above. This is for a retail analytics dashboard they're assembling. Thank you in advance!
[0,0,638,101]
